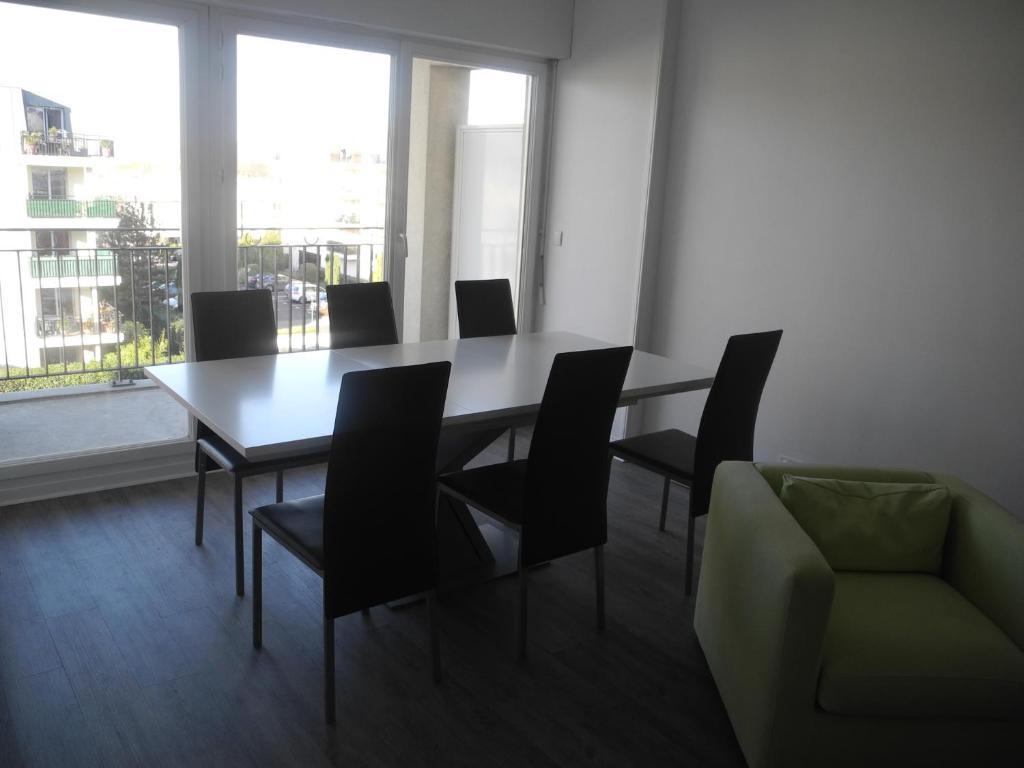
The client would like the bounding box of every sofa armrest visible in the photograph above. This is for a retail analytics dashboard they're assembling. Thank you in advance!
[937,474,1024,650]
[694,461,834,768]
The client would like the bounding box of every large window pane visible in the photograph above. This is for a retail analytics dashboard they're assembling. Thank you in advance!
[236,35,391,351]
[0,2,188,464]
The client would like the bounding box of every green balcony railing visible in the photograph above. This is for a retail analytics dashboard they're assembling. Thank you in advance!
[26,197,119,218]
[86,199,118,217]
[27,198,82,217]
[30,253,117,278]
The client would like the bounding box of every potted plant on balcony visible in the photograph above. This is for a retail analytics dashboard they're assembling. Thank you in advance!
[99,301,118,334]
[100,139,114,157]
[23,131,41,154]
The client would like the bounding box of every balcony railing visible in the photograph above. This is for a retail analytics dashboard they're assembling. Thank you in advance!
[1,231,383,390]
[30,252,117,279]
[21,130,114,158]
[1,243,182,389]
[236,236,384,353]
[26,197,118,218]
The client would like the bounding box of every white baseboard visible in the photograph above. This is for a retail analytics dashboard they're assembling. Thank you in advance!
[0,441,195,508]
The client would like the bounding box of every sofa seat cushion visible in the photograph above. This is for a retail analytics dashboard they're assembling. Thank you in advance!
[818,573,1024,720]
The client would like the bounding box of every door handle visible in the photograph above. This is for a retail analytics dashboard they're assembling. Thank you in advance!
[397,232,408,258]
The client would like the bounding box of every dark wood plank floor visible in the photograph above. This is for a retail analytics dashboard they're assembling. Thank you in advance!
[0,433,744,767]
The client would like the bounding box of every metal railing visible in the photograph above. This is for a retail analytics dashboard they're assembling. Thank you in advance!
[1,244,183,391]
[30,252,117,279]
[21,131,114,158]
[1,230,385,390]
[236,234,384,353]
[26,197,118,218]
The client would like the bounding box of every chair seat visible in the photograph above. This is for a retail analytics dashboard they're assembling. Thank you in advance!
[818,572,1024,720]
[250,495,325,572]
[198,434,329,475]
[609,428,696,481]
[197,434,258,473]
[438,460,529,528]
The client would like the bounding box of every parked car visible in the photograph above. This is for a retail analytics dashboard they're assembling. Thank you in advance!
[246,273,278,290]
[289,281,326,304]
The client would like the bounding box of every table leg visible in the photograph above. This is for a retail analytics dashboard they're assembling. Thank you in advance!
[435,425,522,586]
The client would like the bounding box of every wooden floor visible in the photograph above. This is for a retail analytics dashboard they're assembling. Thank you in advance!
[0,433,744,767]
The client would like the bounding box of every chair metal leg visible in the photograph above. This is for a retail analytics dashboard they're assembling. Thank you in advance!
[234,474,244,597]
[428,590,442,684]
[507,427,517,462]
[517,563,528,661]
[595,545,606,630]
[275,470,284,504]
[252,524,262,649]
[195,451,207,546]
[685,512,696,596]
[324,613,336,725]
[659,477,671,532]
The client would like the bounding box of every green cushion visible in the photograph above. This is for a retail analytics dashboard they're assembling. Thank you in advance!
[818,573,1024,720]
[779,475,951,573]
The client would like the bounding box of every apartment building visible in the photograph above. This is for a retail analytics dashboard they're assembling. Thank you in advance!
[0,85,122,370]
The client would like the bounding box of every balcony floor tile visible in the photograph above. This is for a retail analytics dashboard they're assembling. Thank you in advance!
[0,386,189,465]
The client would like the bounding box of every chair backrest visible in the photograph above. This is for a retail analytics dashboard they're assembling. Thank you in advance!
[691,329,783,517]
[326,282,399,349]
[522,346,633,566]
[322,361,451,618]
[190,289,278,362]
[454,279,517,338]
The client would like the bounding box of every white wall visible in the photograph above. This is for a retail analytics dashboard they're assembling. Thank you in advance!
[538,0,670,345]
[210,0,573,59]
[645,0,1024,512]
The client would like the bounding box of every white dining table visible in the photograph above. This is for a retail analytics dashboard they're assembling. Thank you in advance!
[145,330,714,583]
[145,330,714,461]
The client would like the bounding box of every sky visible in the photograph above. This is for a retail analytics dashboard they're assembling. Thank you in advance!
[1,0,528,226]
[0,1,180,162]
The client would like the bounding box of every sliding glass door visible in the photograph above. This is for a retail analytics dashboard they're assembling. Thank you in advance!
[224,30,548,348]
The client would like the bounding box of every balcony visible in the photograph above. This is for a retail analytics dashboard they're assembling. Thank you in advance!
[2,243,183,388]
[30,252,117,279]
[1,233,383,392]
[21,130,114,158]
[26,196,118,219]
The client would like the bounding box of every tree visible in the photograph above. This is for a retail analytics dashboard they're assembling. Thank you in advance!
[98,201,183,356]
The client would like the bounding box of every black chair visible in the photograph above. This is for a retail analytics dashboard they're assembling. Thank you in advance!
[454,278,519,460]
[191,290,329,597]
[250,361,451,724]
[454,278,517,338]
[438,346,633,660]
[326,282,399,349]
[609,330,783,595]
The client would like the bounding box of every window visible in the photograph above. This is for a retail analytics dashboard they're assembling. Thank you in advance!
[30,167,67,198]
[34,230,70,255]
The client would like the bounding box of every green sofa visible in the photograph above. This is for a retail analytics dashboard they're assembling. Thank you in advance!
[694,462,1024,768]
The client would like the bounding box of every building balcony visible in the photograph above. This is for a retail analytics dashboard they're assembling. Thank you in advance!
[21,130,114,158]
[26,197,119,219]
[30,252,118,279]
[35,315,125,346]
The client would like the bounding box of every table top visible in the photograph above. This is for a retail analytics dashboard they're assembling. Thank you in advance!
[145,331,714,460]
